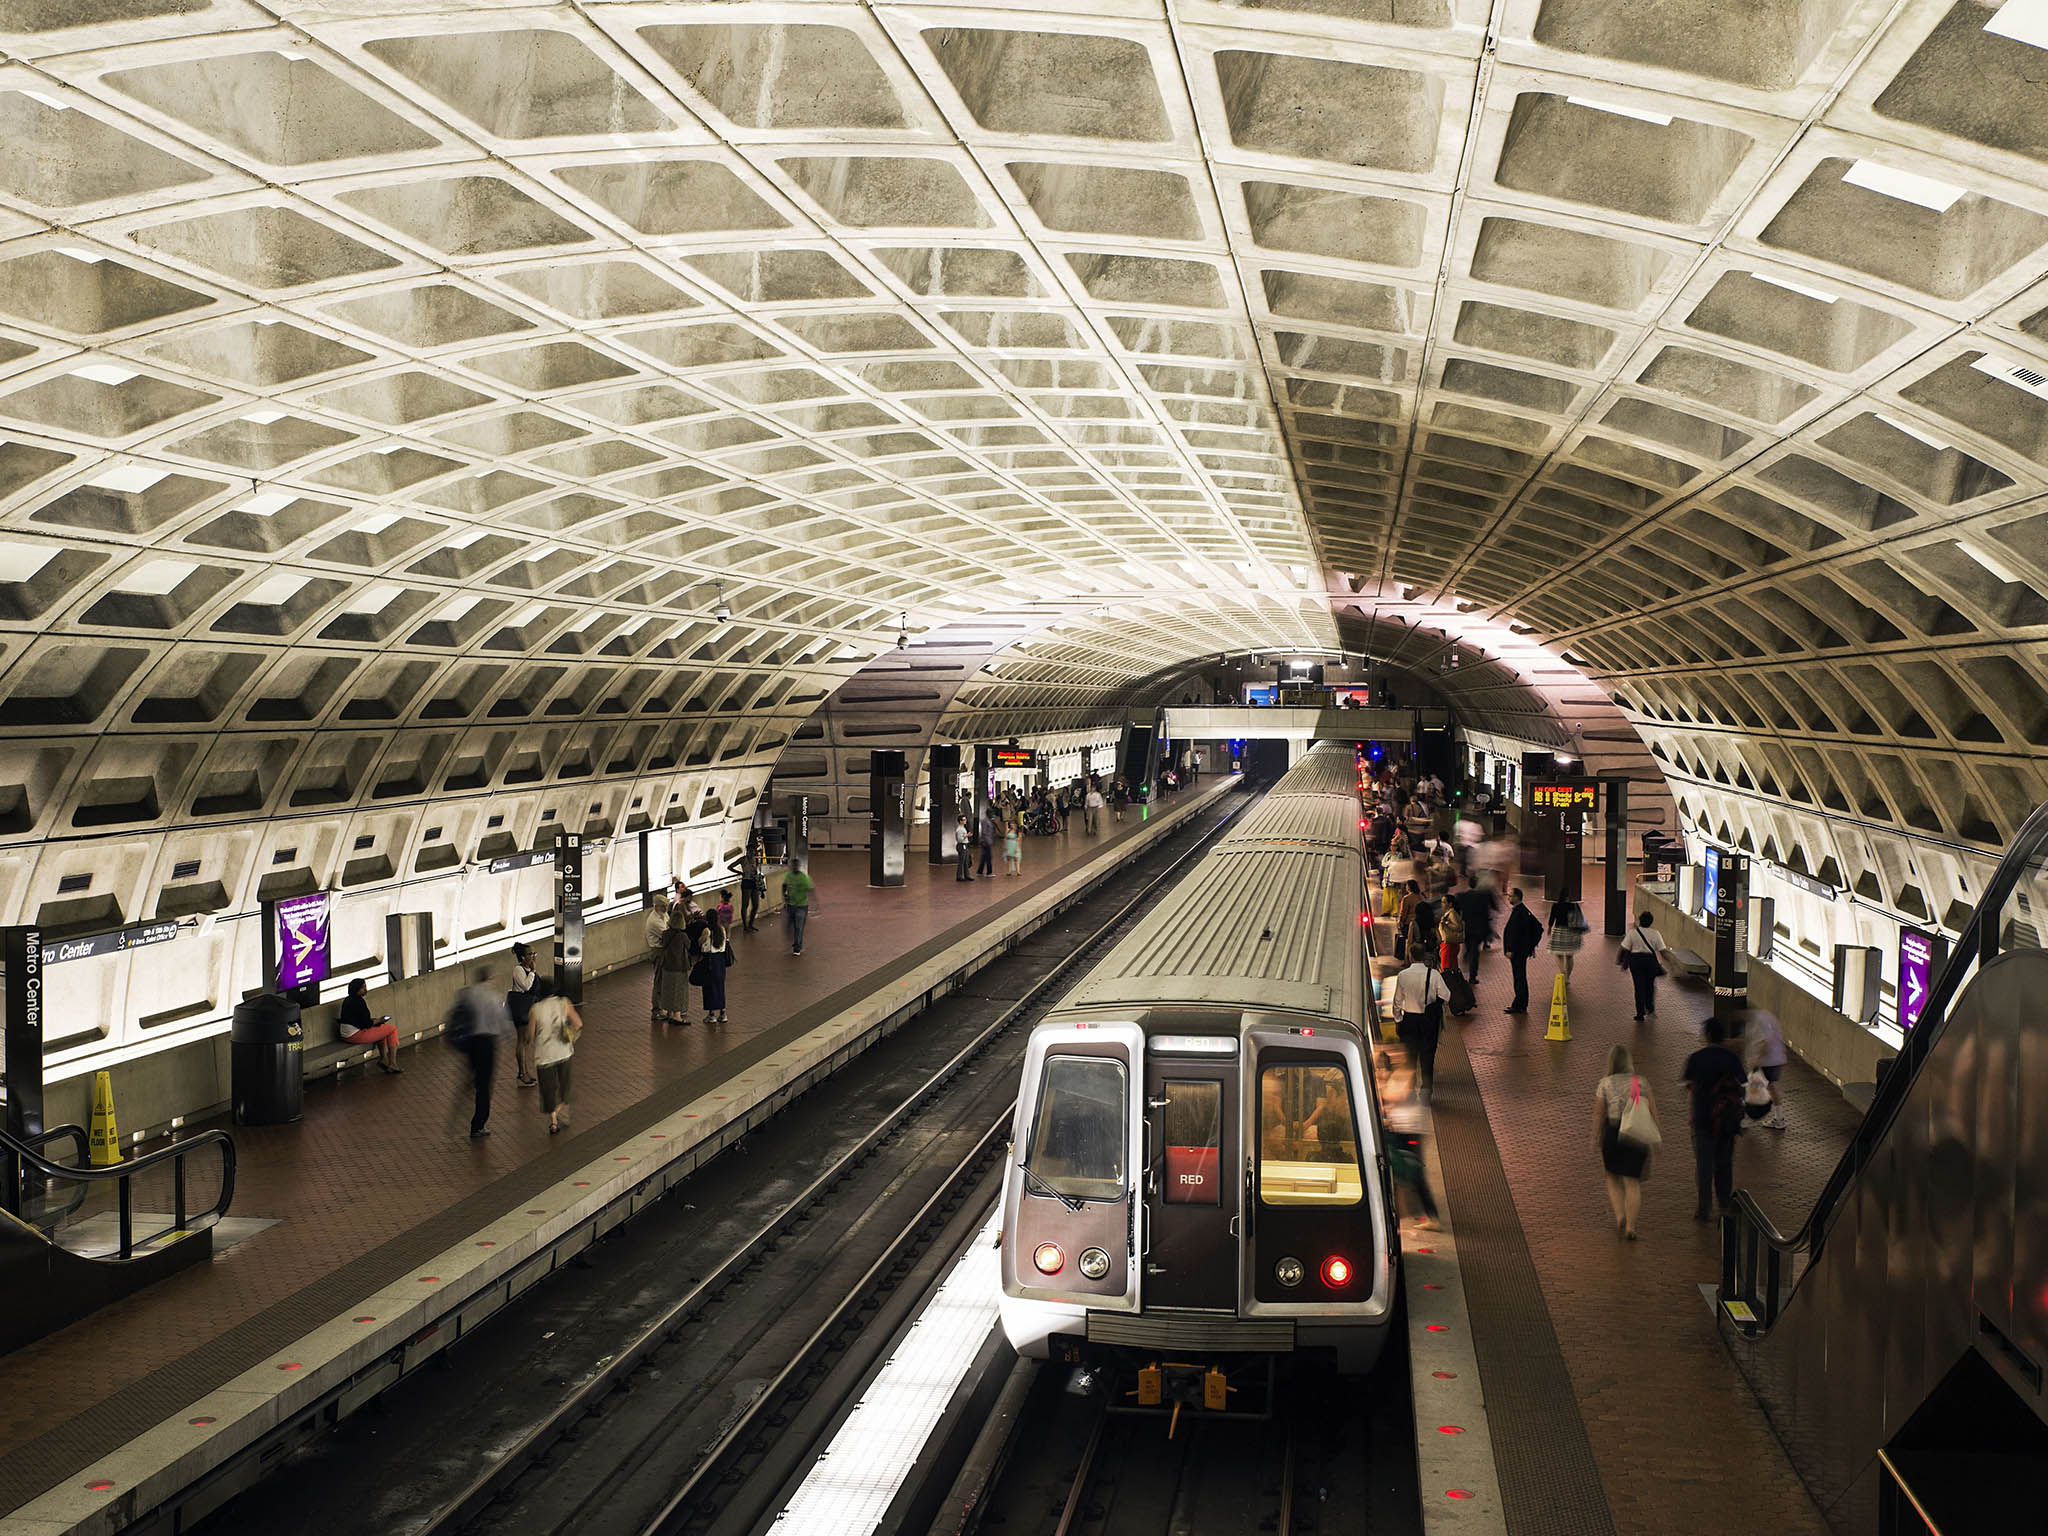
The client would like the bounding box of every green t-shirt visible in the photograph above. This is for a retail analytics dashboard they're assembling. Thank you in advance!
[782,868,813,907]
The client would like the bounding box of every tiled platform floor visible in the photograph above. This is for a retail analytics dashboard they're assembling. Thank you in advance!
[1374,865,1861,1536]
[0,789,1211,1509]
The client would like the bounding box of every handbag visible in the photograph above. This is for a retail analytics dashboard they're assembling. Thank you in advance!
[1617,1076,1661,1148]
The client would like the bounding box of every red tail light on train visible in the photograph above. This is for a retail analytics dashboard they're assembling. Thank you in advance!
[1322,1255,1354,1288]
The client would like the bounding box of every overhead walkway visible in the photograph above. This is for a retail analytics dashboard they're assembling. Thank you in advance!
[1718,804,2048,1533]
[1162,704,1450,742]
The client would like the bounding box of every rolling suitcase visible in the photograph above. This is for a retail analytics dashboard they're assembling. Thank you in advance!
[1441,966,1476,1017]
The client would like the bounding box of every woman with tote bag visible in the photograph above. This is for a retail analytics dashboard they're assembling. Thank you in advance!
[1594,1044,1659,1240]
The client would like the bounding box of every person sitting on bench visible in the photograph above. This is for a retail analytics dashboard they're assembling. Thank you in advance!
[338,976,403,1074]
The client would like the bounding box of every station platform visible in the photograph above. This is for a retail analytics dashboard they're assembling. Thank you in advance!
[1371,872,1862,1536]
[0,779,1233,1535]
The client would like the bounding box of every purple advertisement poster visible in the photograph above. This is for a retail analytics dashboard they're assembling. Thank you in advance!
[274,891,332,993]
[1897,926,1942,1031]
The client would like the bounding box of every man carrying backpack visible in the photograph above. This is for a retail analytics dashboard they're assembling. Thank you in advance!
[1681,1017,1748,1221]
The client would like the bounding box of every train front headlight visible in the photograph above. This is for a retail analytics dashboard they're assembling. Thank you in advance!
[1033,1242,1065,1275]
[1078,1247,1110,1280]
[1275,1256,1305,1287]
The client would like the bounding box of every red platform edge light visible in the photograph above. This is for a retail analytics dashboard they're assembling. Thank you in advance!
[1432,1370,1457,1380]
[1437,1424,1465,1435]
[1033,1242,1065,1275]
[84,1480,114,1493]
[1425,1322,1449,1332]
[1447,1489,1475,1500]
[1321,1254,1352,1288]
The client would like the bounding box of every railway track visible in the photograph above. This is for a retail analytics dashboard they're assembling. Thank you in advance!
[195,783,1265,1536]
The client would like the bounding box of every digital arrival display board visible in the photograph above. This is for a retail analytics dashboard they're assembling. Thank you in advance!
[1528,779,1598,812]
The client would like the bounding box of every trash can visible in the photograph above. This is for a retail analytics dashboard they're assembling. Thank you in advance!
[231,992,304,1125]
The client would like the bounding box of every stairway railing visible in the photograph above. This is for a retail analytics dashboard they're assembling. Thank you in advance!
[1719,800,2048,1331]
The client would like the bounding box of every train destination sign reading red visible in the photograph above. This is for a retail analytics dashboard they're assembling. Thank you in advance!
[1529,780,1597,812]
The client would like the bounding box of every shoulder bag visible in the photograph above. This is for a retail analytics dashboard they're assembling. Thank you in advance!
[1617,1075,1661,1148]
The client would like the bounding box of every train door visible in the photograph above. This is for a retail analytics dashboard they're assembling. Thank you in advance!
[1141,1041,1239,1310]
[1240,1027,1392,1318]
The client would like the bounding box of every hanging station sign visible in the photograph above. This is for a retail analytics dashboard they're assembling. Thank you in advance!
[1527,779,1598,813]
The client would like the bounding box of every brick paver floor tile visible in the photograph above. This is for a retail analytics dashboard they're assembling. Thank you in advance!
[1376,865,1859,1536]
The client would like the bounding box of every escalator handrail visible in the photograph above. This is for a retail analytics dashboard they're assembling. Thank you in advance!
[1729,797,2048,1260]
[0,1122,237,1242]
[17,1122,91,1229]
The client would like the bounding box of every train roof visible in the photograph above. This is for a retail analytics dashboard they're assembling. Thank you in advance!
[1256,743,1361,799]
[1061,841,1362,1020]
[1218,792,1360,852]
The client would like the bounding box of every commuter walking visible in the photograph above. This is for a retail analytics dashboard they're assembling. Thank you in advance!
[1620,911,1669,1022]
[1453,876,1496,983]
[1682,1018,1747,1221]
[1113,777,1128,823]
[508,941,539,1088]
[1003,815,1023,877]
[734,837,764,932]
[1548,896,1588,984]
[977,805,996,876]
[1377,1046,1439,1229]
[692,911,735,1024]
[1744,1008,1789,1129]
[783,861,814,954]
[1085,780,1104,835]
[955,813,975,881]
[530,977,582,1135]
[450,967,512,1140]
[1392,955,1452,1102]
[1595,1045,1657,1240]
[1502,888,1541,1014]
[337,976,403,1074]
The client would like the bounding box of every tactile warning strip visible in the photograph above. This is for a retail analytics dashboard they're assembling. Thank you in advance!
[1430,1023,1619,1536]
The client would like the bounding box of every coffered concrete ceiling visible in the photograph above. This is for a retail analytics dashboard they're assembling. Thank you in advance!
[1,0,2046,936]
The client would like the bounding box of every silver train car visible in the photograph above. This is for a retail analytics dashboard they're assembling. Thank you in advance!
[998,743,1394,1402]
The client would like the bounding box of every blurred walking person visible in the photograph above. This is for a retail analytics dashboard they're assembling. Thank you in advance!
[1595,1044,1657,1240]
[530,977,582,1135]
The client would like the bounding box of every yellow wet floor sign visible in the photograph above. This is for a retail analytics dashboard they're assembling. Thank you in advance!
[1544,973,1571,1042]
[89,1069,122,1166]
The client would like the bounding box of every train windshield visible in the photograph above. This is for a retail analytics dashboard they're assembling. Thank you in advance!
[1025,1055,1128,1203]
[1257,1062,1364,1206]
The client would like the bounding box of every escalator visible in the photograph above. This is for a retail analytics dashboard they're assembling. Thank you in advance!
[1,1120,236,1354]
[1717,805,2048,1534]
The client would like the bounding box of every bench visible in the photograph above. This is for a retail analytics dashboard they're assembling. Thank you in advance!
[1663,947,1710,981]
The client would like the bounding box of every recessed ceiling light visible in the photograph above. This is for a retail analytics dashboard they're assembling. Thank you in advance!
[1875,413,1953,452]
[342,582,401,615]
[86,464,169,494]
[72,363,139,386]
[1748,271,1839,304]
[355,511,399,535]
[1564,95,1674,126]
[1959,539,2026,585]
[0,542,57,584]
[1986,0,2048,51]
[119,557,196,596]
[1841,159,1967,213]
[22,90,69,111]
[239,408,287,425]
[241,492,294,516]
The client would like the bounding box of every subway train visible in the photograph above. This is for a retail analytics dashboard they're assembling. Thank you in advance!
[997,743,1394,1409]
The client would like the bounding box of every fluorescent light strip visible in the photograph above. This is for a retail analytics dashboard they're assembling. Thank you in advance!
[1841,159,1967,213]
[775,1213,1002,1535]
[1564,94,1673,126]
[1986,0,2048,52]
[1748,270,1839,304]
[1874,413,1953,452]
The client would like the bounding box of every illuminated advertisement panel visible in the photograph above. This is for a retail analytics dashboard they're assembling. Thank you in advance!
[273,891,332,994]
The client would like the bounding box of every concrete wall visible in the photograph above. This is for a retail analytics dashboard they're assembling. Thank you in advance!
[1637,887,1896,1097]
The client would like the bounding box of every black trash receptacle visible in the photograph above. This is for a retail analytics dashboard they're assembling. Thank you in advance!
[232,992,304,1125]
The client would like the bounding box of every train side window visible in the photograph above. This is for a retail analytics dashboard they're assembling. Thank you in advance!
[1026,1055,1128,1201]
[1258,1062,1363,1206]
[1162,1080,1221,1206]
